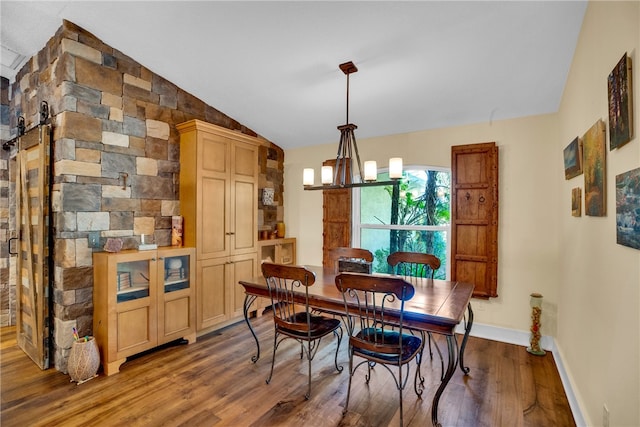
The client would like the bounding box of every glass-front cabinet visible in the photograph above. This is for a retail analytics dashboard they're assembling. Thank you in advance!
[93,247,196,375]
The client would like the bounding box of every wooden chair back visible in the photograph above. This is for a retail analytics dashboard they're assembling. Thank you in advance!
[329,247,373,273]
[335,272,415,349]
[387,251,441,279]
[261,263,315,334]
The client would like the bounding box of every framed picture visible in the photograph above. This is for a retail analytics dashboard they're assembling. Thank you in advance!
[608,52,634,150]
[262,188,275,206]
[616,167,640,250]
[563,136,582,179]
[571,187,581,217]
[583,119,606,216]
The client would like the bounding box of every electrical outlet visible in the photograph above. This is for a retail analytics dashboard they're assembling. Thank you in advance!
[88,232,101,248]
[603,403,610,427]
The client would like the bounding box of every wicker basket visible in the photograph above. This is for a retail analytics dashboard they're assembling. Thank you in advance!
[68,336,100,384]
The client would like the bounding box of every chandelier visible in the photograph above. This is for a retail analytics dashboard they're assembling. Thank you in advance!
[303,61,403,190]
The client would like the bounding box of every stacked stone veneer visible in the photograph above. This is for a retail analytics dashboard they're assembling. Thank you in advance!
[259,144,285,233]
[7,20,284,370]
[1,77,14,327]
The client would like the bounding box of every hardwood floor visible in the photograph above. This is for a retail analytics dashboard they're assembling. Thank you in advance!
[1,314,575,427]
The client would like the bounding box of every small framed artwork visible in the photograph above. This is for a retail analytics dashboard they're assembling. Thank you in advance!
[583,119,606,216]
[608,52,634,150]
[262,188,275,206]
[571,187,581,217]
[563,136,582,179]
[616,166,640,250]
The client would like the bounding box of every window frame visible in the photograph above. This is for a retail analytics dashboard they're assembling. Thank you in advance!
[352,164,452,280]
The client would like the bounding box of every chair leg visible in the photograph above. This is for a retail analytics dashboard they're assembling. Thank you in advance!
[266,331,279,385]
[333,327,344,373]
[398,362,404,427]
[414,344,425,397]
[342,348,355,416]
[305,339,312,400]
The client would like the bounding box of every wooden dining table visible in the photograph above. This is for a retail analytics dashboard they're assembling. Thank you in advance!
[239,266,474,427]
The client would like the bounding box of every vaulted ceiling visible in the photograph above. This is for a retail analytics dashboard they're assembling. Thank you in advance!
[1,1,587,149]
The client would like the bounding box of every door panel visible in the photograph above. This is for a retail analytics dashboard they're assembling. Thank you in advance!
[233,180,256,252]
[230,254,257,318]
[200,177,227,257]
[451,142,499,299]
[16,125,51,369]
[197,259,227,329]
[322,158,352,268]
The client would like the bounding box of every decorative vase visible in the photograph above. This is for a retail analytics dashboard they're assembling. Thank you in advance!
[276,222,285,238]
[68,336,100,384]
[526,293,546,356]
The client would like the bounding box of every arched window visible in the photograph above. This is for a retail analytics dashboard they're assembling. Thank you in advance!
[352,166,451,279]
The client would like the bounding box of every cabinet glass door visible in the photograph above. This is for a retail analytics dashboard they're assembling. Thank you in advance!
[116,260,151,303]
[162,254,191,293]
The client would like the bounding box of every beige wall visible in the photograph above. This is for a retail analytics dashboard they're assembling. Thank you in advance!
[286,111,562,335]
[284,1,639,425]
[557,2,640,426]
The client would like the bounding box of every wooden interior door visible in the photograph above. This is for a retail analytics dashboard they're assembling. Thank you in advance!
[16,125,51,369]
[322,159,352,268]
[451,142,499,298]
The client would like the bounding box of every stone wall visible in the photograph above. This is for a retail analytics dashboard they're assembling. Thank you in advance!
[7,20,285,370]
[0,76,14,327]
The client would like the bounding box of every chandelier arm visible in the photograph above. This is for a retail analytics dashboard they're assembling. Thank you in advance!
[350,130,364,183]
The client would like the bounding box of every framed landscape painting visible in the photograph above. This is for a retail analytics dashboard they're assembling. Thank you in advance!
[571,187,581,217]
[563,136,582,179]
[608,52,634,150]
[616,167,640,250]
[583,119,606,216]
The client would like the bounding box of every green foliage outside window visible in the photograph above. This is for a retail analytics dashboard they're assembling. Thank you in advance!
[358,169,451,279]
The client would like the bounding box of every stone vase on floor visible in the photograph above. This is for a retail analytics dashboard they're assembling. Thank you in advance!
[68,336,100,384]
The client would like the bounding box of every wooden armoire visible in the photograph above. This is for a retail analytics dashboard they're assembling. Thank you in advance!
[177,120,260,333]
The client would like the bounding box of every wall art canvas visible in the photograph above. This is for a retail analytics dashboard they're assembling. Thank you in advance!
[571,187,581,217]
[616,167,640,250]
[608,52,634,150]
[583,119,606,216]
[563,136,582,179]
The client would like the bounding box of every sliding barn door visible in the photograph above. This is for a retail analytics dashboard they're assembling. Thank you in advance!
[16,125,51,369]
[451,142,499,298]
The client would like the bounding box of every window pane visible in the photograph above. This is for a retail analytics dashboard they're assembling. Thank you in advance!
[360,172,392,224]
[360,228,448,280]
[359,170,450,227]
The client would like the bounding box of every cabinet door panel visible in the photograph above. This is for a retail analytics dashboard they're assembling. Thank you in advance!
[163,297,191,336]
[234,143,257,177]
[200,177,228,257]
[158,248,195,344]
[233,180,256,252]
[197,260,227,329]
[230,255,257,318]
[117,307,153,353]
[201,135,228,174]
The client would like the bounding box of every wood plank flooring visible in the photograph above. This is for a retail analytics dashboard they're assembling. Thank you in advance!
[1,314,575,426]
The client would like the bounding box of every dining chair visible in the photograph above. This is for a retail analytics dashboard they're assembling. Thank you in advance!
[387,251,443,380]
[387,251,441,279]
[335,272,424,427]
[261,262,343,400]
[329,247,374,273]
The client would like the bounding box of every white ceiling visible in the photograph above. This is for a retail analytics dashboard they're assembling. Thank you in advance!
[1,1,587,149]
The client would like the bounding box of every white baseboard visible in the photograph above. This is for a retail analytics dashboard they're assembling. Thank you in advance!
[454,321,586,426]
